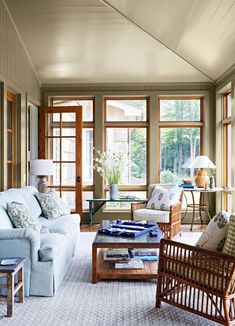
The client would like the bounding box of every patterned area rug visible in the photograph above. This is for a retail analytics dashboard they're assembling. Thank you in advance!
[0,232,218,326]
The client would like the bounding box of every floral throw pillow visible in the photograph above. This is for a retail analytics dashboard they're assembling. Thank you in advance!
[196,210,230,252]
[35,191,71,219]
[146,186,181,211]
[7,201,42,232]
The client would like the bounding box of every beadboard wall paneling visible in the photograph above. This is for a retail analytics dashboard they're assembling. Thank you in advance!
[0,0,40,101]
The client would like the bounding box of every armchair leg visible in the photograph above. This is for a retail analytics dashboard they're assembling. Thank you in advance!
[156,298,161,308]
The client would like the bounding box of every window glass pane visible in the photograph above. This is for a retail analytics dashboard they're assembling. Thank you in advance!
[50,163,60,186]
[227,194,232,213]
[62,128,76,136]
[105,191,147,210]
[62,112,76,122]
[53,138,60,161]
[160,128,200,183]
[106,99,147,121]
[52,98,93,122]
[7,100,12,129]
[160,99,201,121]
[82,128,93,185]
[62,163,76,186]
[7,163,13,188]
[82,191,94,210]
[227,124,231,187]
[227,93,232,117]
[7,132,12,161]
[106,128,147,185]
[62,138,76,161]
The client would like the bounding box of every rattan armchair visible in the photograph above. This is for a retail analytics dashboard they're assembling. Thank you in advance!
[156,239,235,325]
[131,184,182,239]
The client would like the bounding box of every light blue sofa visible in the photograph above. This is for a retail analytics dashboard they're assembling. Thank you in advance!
[0,186,80,296]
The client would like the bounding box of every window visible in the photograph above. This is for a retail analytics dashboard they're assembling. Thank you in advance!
[51,97,94,210]
[7,91,15,188]
[105,97,148,209]
[223,91,232,211]
[159,97,203,183]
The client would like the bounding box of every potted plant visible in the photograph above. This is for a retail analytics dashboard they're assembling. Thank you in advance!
[93,149,123,200]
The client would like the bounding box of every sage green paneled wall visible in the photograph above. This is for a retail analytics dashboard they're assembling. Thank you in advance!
[0,0,41,190]
[42,83,215,223]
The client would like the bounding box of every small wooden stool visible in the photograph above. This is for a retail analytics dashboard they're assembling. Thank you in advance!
[0,257,25,317]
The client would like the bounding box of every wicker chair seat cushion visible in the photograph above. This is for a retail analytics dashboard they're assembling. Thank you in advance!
[166,256,234,293]
[133,208,170,223]
[196,210,230,252]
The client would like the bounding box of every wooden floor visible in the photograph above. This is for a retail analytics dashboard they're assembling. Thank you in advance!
[81,223,206,233]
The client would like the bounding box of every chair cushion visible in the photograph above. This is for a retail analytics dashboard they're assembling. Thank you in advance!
[39,233,65,262]
[146,186,181,211]
[35,191,71,219]
[7,201,42,232]
[223,214,235,256]
[133,208,170,223]
[196,210,230,252]
[21,186,42,219]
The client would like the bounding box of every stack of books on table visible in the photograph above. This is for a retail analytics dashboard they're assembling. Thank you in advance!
[103,248,144,269]
[129,248,159,261]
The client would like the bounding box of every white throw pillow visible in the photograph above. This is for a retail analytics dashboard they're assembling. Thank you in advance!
[196,210,230,252]
[146,186,181,211]
[7,201,42,232]
[35,191,71,219]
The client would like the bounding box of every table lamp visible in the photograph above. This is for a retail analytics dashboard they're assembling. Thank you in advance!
[190,155,216,188]
[30,159,54,193]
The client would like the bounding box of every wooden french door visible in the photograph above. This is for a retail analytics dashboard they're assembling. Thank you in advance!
[39,107,82,216]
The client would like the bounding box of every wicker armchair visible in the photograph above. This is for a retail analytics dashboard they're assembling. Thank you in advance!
[156,239,235,325]
[131,184,182,239]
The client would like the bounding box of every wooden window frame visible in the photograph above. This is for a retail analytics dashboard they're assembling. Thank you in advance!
[7,91,15,188]
[158,96,204,182]
[104,97,149,199]
[51,97,95,210]
[222,91,232,211]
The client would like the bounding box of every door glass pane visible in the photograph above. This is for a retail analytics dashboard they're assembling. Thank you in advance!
[7,132,12,161]
[62,191,76,210]
[62,163,76,186]
[227,124,232,187]
[62,112,76,122]
[160,128,200,183]
[7,164,12,188]
[160,99,201,121]
[52,138,60,161]
[105,191,147,210]
[106,128,147,185]
[82,191,93,210]
[106,99,147,122]
[7,100,12,129]
[53,128,60,136]
[62,128,76,136]
[62,138,76,161]
[53,113,60,121]
[50,163,60,186]
[83,128,93,185]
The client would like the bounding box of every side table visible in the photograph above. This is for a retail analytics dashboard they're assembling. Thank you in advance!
[0,257,25,317]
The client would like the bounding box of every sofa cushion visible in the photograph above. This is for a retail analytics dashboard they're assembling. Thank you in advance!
[146,186,181,211]
[196,210,230,252]
[21,186,42,219]
[0,188,29,209]
[133,208,170,223]
[39,233,66,262]
[38,217,72,235]
[35,191,70,219]
[7,201,42,232]
[223,214,235,256]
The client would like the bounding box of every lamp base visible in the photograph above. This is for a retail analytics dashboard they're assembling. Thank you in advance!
[194,169,209,188]
[38,176,48,193]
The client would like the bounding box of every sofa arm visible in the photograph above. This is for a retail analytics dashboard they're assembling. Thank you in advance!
[158,239,235,294]
[131,202,147,219]
[0,228,40,263]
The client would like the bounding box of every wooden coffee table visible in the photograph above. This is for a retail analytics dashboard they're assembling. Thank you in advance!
[92,220,163,284]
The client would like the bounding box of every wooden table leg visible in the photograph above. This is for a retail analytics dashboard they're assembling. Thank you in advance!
[18,266,24,303]
[190,191,196,231]
[7,273,14,317]
[92,245,97,284]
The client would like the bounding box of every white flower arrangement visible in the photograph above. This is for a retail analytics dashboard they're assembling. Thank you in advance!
[93,148,123,184]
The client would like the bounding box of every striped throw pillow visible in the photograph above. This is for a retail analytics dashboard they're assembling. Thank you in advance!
[222,214,235,256]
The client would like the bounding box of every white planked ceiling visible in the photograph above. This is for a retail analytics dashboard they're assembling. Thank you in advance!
[4,0,235,84]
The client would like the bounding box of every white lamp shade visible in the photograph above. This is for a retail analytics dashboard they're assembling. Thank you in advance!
[190,155,216,169]
[30,159,54,176]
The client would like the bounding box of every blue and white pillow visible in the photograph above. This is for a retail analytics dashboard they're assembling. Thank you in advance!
[146,186,181,211]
